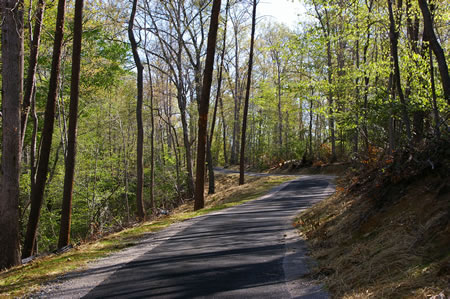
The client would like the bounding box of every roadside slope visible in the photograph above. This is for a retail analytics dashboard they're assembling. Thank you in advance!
[296,140,450,298]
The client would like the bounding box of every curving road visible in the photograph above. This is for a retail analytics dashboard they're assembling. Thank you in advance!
[38,174,335,299]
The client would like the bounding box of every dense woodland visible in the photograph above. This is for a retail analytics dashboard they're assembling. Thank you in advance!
[0,0,448,270]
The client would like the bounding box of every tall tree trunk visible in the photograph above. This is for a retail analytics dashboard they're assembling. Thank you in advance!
[194,0,221,210]
[207,0,230,194]
[143,11,155,214]
[354,36,360,155]
[23,0,67,258]
[406,0,424,143]
[30,88,38,186]
[362,32,371,154]
[418,0,450,104]
[0,0,24,269]
[179,91,195,198]
[239,0,257,185]
[309,97,313,158]
[128,0,146,221]
[388,73,396,153]
[326,40,337,162]
[58,0,84,249]
[145,59,155,215]
[387,0,412,142]
[21,0,45,147]
[429,47,440,137]
[277,63,283,156]
[231,23,241,165]
[220,96,228,165]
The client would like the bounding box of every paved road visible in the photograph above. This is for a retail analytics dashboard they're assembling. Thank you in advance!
[39,175,335,299]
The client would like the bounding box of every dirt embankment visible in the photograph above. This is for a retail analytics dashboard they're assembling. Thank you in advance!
[296,139,450,298]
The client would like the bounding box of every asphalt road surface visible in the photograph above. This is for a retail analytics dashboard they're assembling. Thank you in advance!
[39,175,335,299]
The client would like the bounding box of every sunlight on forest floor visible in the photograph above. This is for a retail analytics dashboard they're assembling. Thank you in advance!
[0,174,293,298]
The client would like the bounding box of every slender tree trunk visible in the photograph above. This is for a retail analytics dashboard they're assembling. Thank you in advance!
[239,0,257,185]
[23,0,67,258]
[309,97,313,158]
[128,0,146,220]
[145,59,155,214]
[194,0,221,210]
[21,0,45,147]
[405,0,425,143]
[58,0,84,249]
[207,0,230,194]
[387,0,412,142]
[149,85,155,214]
[30,87,38,186]
[418,0,450,104]
[429,47,440,137]
[220,96,228,165]
[388,73,396,153]
[179,92,195,198]
[326,40,337,162]
[277,63,283,156]
[231,23,241,165]
[118,119,130,223]
[362,36,370,154]
[354,36,360,155]
[0,0,24,269]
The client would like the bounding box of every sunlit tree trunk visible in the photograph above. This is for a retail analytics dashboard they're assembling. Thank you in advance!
[387,0,412,142]
[58,0,84,249]
[194,0,222,210]
[207,0,230,194]
[23,0,67,258]
[239,0,257,185]
[128,0,146,220]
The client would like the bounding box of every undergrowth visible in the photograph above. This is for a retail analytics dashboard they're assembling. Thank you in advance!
[296,138,450,298]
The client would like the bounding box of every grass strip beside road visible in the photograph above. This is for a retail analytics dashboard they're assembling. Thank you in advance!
[0,174,294,298]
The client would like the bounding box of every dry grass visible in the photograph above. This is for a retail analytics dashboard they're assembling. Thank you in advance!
[0,173,293,298]
[296,172,450,298]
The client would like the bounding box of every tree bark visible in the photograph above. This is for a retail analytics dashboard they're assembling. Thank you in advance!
[429,47,440,137]
[23,0,67,258]
[128,0,146,221]
[326,39,337,162]
[0,0,24,269]
[145,55,155,214]
[239,0,257,185]
[20,0,45,148]
[58,0,84,249]
[387,0,412,142]
[231,21,241,165]
[207,0,230,194]
[220,96,228,165]
[194,0,221,210]
[418,0,450,104]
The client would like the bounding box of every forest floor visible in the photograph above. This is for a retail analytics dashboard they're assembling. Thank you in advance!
[295,139,450,298]
[0,173,293,298]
